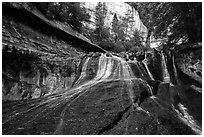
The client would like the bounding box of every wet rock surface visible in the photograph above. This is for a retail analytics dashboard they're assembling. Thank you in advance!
[2,2,202,135]
[2,3,86,101]
[175,43,202,86]
[3,54,202,135]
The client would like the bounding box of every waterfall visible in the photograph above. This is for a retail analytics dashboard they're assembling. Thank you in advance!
[144,63,154,80]
[171,51,180,85]
[72,54,138,103]
[121,61,134,79]
[161,53,170,83]
[73,57,90,86]
[141,58,154,80]
[94,54,109,81]
[71,53,201,131]
[134,62,144,78]
[176,103,202,134]
[131,61,154,80]
[4,51,202,135]
[98,56,113,81]
[72,54,116,89]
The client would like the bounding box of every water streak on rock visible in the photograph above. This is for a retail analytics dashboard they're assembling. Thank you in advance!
[161,53,171,82]
[2,53,202,135]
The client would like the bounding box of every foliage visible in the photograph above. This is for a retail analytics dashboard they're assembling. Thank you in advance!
[99,39,115,51]
[111,14,127,42]
[131,30,144,48]
[31,2,91,32]
[101,27,111,40]
[112,41,126,53]
[112,14,119,42]
[120,9,135,39]
[129,46,141,53]
[123,41,133,51]
[110,11,144,52]
[128,2,202,47]
[32,2,145,53]
[94,2,108,41]
[81,24,94,40]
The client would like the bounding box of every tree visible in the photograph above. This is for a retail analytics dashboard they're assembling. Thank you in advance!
[123,29,144,52]
[101,27,111,40]
[112,14,120,42]
[121,9,135,39]
[110,10,145,52]
[31,2,91,33]
[94,2,108,41]
[66,2,91,32]
[132,30,144,48]
[99,39,115,51]
[127,2,160,47]
[128,2,202,48]
[94,2,114,51]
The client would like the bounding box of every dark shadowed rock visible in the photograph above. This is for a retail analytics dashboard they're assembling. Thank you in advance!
[2,3,202,135]
[2,55,201,135]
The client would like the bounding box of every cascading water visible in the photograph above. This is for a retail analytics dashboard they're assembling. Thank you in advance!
[68,52,202,134]
[128,60,154,81]
[160,52,201,134]
[161,53,171,83]
[3,52,201,135]
[174,102,202,134]
[143,62,154,80]
[72,54,151,106]
[171,50,180,85]
[73,57,90,86]
[121,61,134,79]
[142,52,154,80]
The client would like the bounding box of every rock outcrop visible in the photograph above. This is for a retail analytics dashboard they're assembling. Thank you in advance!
[2,2,105,101]
[2,2,202,135]
[3,53,202,135]
[82,2,148,39]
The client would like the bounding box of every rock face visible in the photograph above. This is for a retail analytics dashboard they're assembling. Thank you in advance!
[2,2,105,101]
[2,48,78,100]
[2,53,202,135]
[81,2,148,40]
[2,2,202,135]
[174,43,202,86]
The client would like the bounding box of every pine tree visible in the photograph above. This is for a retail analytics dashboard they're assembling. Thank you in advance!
[94,2,108,41]
[32,2,90,33]
[129,2,202,47]
[121,9,134,38]
[112,14,119,42]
